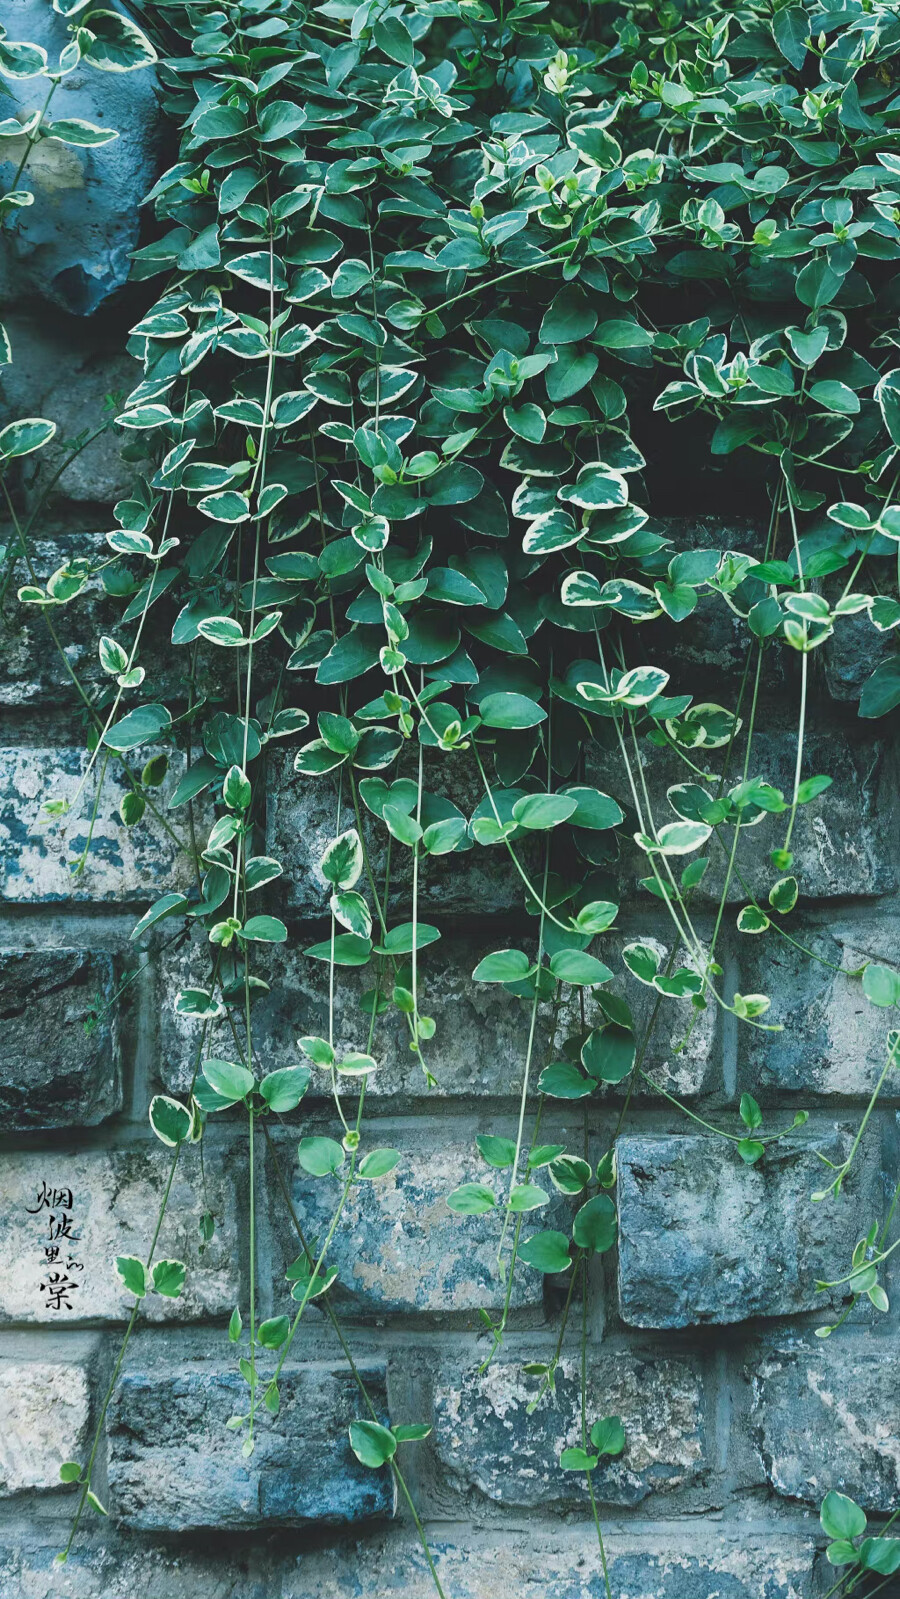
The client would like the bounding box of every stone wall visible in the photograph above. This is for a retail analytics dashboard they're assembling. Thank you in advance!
[2,29,900,1599]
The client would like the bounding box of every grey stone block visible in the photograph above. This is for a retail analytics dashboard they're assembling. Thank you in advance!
[267,750,529,917]
[0,2,162,314]
[751,1339,900,1512]
[0,1149,239,1324]
[432,1353,706,1508]
[0,315,139,504]
[107,1362,394,1531]
[617,1131,877,1328]
[158,925,715,1104]
[290,1136,570,1315]
[0,746,201,902]
[0,948,120,1130]
[0,1533,819,1599]
[735,916,900,1098]
[0,1360,89,1493]
[586,728,894,903]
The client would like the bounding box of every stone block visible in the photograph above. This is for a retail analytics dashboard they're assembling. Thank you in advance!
[616,1130,877,1328]
[0,1532,819,1599]
[751,1339,900,1512]
[0,314,138,504]
[586,727,894,903]
[0,746,200,902]
[0,1149,239,1324]
[0,948,120,1130]
[107,1362,393,1531]
[0,2,162,315]
[267,750,528,917]
[290,1135,570,1315]
[432,1353,706,1508]
[734,915,900,1098]
[158,925,715,1104]
[0,1361,90,1493]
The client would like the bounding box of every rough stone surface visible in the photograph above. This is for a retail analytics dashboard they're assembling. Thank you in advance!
[0,746,203,902]
[0,1532,819,1598]
[0,316,139,504]
[751,1340,900,1512]
[107,1362,394,1531]
[290,1138,571,1315]
[616,1131,877,1328]
[0,1149,239,1324]
[0,1361,90,1493]
[735,915,900,1098]
[159,926,715,1103]
[0,2,162,314]
[432,1354,706,1508]
[587,727,895,903]
[0,948,119,1129]
[267,750,530,917]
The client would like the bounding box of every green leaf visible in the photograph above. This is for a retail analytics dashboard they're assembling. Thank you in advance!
[446,1182,497,1214]
[518,1230,572,1273]
[349,1419,396,1468]
[0,417,56,459]
[472,949,532,983]
[149,1095,192,1147]
[298,1136,344,1176]
[859,1537,900,1575]
[539,287,597,345]
[320,829,363,890]
[258,1315,290,1349]
[130,893,188,940]
[862,964,900,1008]
[116,1255,148,1298]
[538,1060,595,1099]
[357,1148,401,1180]
[737,1138,765,1165]
[549,950,613,986]
[512,793,577,830]
[152,1259,186,1298]
[591,1416,626,1456]
[560,1446,598,1472]
[859,659,900,719]
[59,1462,83,1483]
[582,1025,635,1083]
[201,1058,255,1104]
[103,703,170,751]
[773,5,808,68]
[572,1194,617,1253]
[478,692,546,729]
[476,1134,517,1168]
[821,1491,867,1542]
[260,1066,311,1113]
[740,1093,763,1131]
[242,915,288,943]
[80,9,157,70]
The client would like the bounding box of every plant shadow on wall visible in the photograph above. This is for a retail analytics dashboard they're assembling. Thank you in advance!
[3,0,900,1593]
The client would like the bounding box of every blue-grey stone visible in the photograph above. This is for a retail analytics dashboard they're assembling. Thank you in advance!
[751,1338,900,1513]
[617,1131,878,1328]
[0,1,162,313]
[0,947,120,1129]
[107,1364,394,1531]
[432,1354,707,1508]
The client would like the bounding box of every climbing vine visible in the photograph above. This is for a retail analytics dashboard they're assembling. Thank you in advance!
[4,0,900,1591]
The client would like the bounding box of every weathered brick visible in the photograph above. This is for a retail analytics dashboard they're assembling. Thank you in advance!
[158,926,714,1103]
[0,1532,818,1599]
[432,1353,706,1507]
[0,948,120,1130]
[267,750,528,917]
[734,915,900,1098]
[0,1361,90,1493]
[751,1339,900,1512]
[586,728,894,903]
[0,747,199,902]
[0,1149,238,1324]
[617,1130,878,1328]
[107,1362,393,1531]
[289,1135,571,1315]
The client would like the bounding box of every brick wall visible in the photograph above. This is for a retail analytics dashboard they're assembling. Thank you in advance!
[0,485,897,1598]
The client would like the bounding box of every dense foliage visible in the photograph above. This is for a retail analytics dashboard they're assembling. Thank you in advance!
[4,0,900,1591]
